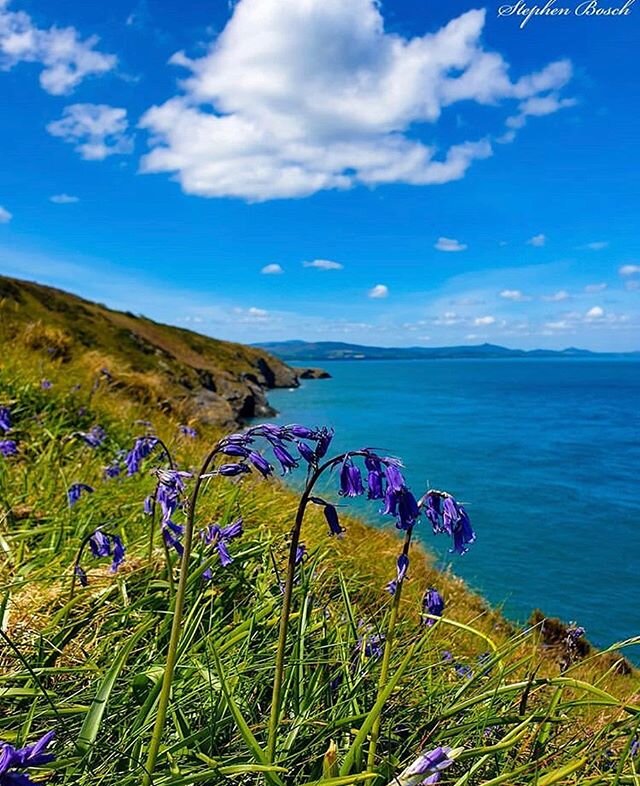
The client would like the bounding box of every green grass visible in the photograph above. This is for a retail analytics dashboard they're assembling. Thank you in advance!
[1,316,639,786]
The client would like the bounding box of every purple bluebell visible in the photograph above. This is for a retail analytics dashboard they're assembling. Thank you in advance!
[221,444,250,457]
[441,650,453,662]
[0,440,17,457]
[392,746,455,786]
[110,536,125,572]
[104,461,120,479]
[354,629,385,660]
[248,451,272,477]
[75,426,106,448]
[365,455,385,500]
[163,526,184,557]
[179,424,197,438]
[386,553,409,595]
[84,529,126,577]
[630,737,639,758]
[314,427,334,458]
[339,458,364,497]
[143,495,154,515]
[40,379,52,390]
[217,463,251,477]
[0,408,10,433]
[311,497,345,536]
[272,443,298,474]
[0,730,55,785]
[454,663,473,679]
[295,542,308,565]
[385,463,406,493]
[201,517,244,574]
[296,441,316,464]
[89,529,111,558]
[125,436,159,475]
[155,470,191,538]
[74,564,88,587]
[67,483,93,507]
[422,588,445,625]
[396,489,420,530]
[288,425,316,439]
[425,492,475,554]
[424,493,442,531]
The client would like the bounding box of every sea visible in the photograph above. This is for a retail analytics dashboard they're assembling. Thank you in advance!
[263,359,640,652]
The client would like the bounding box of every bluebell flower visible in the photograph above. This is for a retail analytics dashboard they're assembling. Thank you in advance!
[396,489,420,530]
[272,443,298,474]
[163,527,184,557]
[391,746,456,786]
[143,495,154,515]
[454,663,473,679]
[217,463,251,477]
[339,458,364,497]
[75,426,106,448]
[103,461,120,479]
[221,444,250,457]
[314,427,334,458]
[296,441,316,464]
[384,463,406,493]
[365,456,385,499]
[0,407,11,433]
[179,424,197,438]
[68,483,93,507]
[74,564,88,587]
[295,542,308,565]
[423,492,475,554]
[201,517,244,575]
[248,451,272,476]
[422,588,445,625]
[111,536,125,573]
[441,650,453,662]
[89,529,111,558]
[630,737,639,758]
[288,425,316,439]
[311,497,345,536]
[40,379,52,390]
[125,436,159,475]
[0,730,55,785]
[357,632,385,660]
[0,440,17,457]
[386,553,409,595]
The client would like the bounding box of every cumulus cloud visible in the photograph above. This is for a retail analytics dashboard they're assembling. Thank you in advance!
[368,284,388,299]
[435,236,467,252]
[619,264,640,276]
[474,315,496,325]
[500,91,575,142]
[303,259,343,271]
[50,193,79,204]
[584,283,607,293]
[543,290,569,302]
[0,205,12,223]
[139,0,573,201]
[499,289,530,301]
[585,306,604,320]
[0,1,116,94]
[47,104,133,160]
[261,263,283,275]
[527,233,546,247]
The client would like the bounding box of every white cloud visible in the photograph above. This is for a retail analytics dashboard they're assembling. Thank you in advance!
[544,320,570,330]
[474,315,495,325]
[435,236,467,252]
[0,205,12,223]
[0,1,116,94]
[501,92,576,142]
[543,290,570,302]
[368,284,388,299]
[50,193,79,204]
[139,0,572,201]
[47,104,133,160]
[527,233,546,247]
[584,283,607,293]
[619,264,640,277]
[499,289,530,301]
[303,259,343,271]
[585,306,604,320]
[261,263,283,275]
[584,241,608,251]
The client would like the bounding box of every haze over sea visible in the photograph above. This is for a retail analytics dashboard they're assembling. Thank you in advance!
[265,359,640,651]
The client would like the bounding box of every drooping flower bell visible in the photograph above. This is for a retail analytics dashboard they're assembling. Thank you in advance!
[201,517,244,577]
[0,407,11,433]
[421,491,475,554]
[386,553,409,595]
[339,458,364,497]
[67,483,94,507]
[75,426,106,448]
[0,440,17,457]
[125,435,160,476]
[310,497,345,536]
[84,528,126,576]
[0,730,56,785]
[388,746,458,786]
[422,587,445,625]
[179,424,197,438]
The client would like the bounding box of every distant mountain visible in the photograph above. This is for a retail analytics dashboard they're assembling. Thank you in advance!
[254,340,639,362]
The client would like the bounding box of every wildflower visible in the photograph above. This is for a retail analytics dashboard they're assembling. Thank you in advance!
[391,746,456,786]
[0,407,10,433]
[396,489,420,530]
[75,426,106,448]
[339,458,364,497]
[179,424,197,438]
[217,463,251,477]
[288,425,316,439]
[422,588,445,625]
[295,542,308,565]
[311,497,345,536]
[89,529,111,558]
[0,440,17,457]
[41,379,52,390]
[631,737,639,758]
[386,553,409,595]
[272,443,298,474]
[314,427,333,458]
[125,436,159,475]
[155,470,191,541]
[201,517,243,576]
[423,492,475,554]
[221,444,250,457]
[248,451,273,476]
[86,529,126,575]
[143,495,154,515]
[296,440,316,464]
[74,564,88,587]
[441,650,453,662]
[67,483,93,507]
[365,455,385,500]
[454,663,473,679]
[0,730,55,785]
[111,536,125,572]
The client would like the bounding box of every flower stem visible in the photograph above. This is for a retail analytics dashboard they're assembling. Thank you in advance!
[142,444,218,784]
[366,526,413,773]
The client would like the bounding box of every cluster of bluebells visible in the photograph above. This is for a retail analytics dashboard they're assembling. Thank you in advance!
[211,423,333,479]
[126,436,160,476]
[390,746,456,786]
[153,469,192,556]
[422,587,445,625]
[74,529,125,586]
[423,491,476,555]
[200,517,243,577]
[67,483,94,507]
[0,440,17,458]
[0,731,55,785]
[74,425,106,449]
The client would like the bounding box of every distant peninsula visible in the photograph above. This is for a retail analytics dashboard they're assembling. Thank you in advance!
[254,340,640,362]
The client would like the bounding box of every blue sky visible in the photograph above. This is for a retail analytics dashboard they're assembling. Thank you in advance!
[1,0,638,350]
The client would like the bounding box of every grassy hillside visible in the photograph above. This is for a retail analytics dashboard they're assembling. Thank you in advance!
[0,275,300,427]
[0,281,638,786]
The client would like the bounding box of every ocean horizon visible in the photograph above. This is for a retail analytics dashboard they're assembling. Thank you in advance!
[263,357,640,652]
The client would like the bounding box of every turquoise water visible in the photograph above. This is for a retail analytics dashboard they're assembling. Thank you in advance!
[265,359,640,650]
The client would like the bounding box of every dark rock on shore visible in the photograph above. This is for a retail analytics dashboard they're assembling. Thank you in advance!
[295,367,331,380]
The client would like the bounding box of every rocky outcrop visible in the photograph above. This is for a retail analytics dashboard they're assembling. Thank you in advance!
[295,367,331,380]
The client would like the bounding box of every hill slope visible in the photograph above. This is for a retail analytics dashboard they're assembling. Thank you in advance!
[0,275,299,426]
